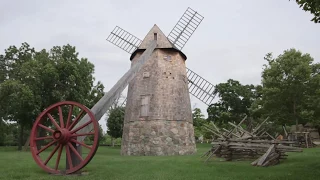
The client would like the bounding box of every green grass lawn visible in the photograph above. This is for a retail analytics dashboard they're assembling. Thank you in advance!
[1,143,320,180]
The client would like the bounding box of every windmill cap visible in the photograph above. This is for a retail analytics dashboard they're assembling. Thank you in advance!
[130,24,187,60]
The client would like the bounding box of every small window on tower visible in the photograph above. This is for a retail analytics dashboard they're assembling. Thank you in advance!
[140,95,150,117]
[154,33,157,40]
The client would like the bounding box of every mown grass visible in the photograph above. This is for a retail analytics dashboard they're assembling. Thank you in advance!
[1,143,320,180]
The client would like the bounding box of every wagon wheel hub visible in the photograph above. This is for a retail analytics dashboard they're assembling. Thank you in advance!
[53,128,71,144]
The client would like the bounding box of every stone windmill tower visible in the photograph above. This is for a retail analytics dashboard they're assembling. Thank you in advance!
[106,7,214,156]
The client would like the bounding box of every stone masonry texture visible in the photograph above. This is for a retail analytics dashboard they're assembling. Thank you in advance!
[121,25,196,156]
[121,48,196,155]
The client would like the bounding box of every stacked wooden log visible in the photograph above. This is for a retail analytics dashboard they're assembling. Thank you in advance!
[202,116,303,167]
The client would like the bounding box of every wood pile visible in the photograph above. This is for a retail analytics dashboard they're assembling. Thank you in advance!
[202,116,303,167]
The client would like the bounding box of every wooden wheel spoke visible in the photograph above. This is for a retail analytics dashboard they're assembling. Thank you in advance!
[44,144,61,165]
[65,145,73,169]
[35,136,53,141]
[38,124,54,133]
[70,120,93,134]
[70,139,92,150]
[36,140,57,155]
[55,144,63,170]
[47,113,60,130]
[67,142,84,161]
[68,110,85,131]
[58,106,64,128]
[30,101,99,175]
[66,105,74,129]
[71,132,95,137]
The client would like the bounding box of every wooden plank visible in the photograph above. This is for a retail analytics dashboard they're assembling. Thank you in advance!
[226,115,247,137]
[283,125,288,137]
[210,122,221,133]
[305,133,309,148]
[205,145,222,163]
[203,126,224,139]
[252,117,269,134]
[262,153,280,167]
[251,156,261,166]
[222,128,240,138]
[227,139,297,144]
[228,122,255,137]
[257,144,275,166]
[265,132,275,140]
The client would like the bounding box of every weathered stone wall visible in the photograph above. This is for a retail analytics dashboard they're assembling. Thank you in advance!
[121,47,196,156]
[121,120,196,155]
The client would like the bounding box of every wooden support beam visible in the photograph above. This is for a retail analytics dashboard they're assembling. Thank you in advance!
[252,117,269,134]
[222,128,240,138]
[228,122,255,137]
[257,144,275,166]
[203,126,224,139]
[283,125,288,137]
[266,132,275,140]
[210,122,221,133]
[226,115,247,137]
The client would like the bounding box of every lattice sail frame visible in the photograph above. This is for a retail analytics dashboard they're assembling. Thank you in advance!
[186,68,216,106]
[106,26,142,54]
[167,7,204,50]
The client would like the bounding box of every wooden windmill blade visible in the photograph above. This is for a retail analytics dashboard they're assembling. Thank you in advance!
[186,67,217,106]
[167,7,204,50]
[106,26,216,107]
[106,26,142,54]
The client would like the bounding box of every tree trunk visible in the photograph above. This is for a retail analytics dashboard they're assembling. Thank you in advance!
[293,99,298,131]
[23,135,30,151]
[111,137,115,147]
[18,124,24,151]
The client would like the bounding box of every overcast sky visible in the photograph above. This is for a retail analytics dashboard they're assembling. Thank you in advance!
[1,0,319,132]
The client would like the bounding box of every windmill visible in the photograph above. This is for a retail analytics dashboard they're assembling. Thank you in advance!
[28,7,218,174]
[106,7,216,156]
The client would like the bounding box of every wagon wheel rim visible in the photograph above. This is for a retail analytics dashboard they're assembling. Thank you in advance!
[30,101,99,174]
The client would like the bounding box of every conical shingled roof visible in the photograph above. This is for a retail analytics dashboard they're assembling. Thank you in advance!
[130,24,187,60]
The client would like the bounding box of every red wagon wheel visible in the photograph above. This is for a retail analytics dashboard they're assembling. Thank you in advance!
[30,101,99,174]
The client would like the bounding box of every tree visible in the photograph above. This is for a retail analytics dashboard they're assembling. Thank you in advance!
[0,120,6,145]
[260,49,316,128]
[291,0,320,23]
[207,79,261,128]
[192,108,206,140]
[301,63,320,130]
[0,43,104,150]
[106,106,125,146]
[192,108,206,127]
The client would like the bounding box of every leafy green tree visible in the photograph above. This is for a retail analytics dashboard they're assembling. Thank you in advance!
[207,79,261,127]
[291,0,320,23]
[0,43,104,150]
[106,106,125,146]
[260,49,316,128]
